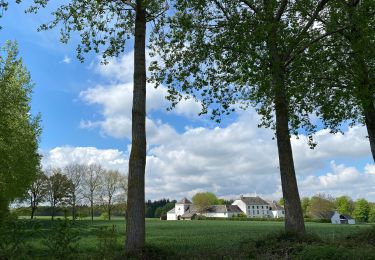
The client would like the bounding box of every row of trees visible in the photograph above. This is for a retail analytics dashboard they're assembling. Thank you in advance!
[299,194,375,222]
[27,164,127,221]
[1,0,374,254]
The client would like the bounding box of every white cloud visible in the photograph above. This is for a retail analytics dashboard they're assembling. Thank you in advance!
[49,110,374,201]
[62,55,71,64]
[73,50,374,202]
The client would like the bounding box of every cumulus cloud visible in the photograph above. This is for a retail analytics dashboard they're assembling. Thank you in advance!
[72,49,374,202]
[47,110,374,201]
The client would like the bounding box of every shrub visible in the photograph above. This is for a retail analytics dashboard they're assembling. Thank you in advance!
[239,231,322,259]
[96,225,119,259]
[100,212,109,220]
[0,219,34,259]
[44,219,80,259]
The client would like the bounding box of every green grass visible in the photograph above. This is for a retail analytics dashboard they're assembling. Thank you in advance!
[4,218,374,259]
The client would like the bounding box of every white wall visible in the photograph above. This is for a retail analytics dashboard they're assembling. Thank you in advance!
[167,212,177,220]
[203,212,228,218]
[232,200,247,214]
[331,212,341,224]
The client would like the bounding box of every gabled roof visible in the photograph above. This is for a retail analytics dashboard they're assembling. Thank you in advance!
[202,205,242,214]
[167,208,175,214]
[177,197,192,204]
[268,201,284,211]
[239,196,269,205]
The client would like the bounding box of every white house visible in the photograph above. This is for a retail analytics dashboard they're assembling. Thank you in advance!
[232,196,272,218]
[268,201,285,218]
[167,198,243,220]
[167,195,286,220]
[330,211,356,224]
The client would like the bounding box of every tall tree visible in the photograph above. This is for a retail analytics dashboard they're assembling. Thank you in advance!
[0,41,41,220]
[192,192,219,212]
[353,198,370,222]
[46,168,72,220]
[151,0,335,235]
[28,170,48,219]
[26,0,168,253]
[64,163,85,220]
[83,164,103,221]
[335,196,354,215]
[307,194,335,219]
[101,170,121,221]
[312,0,375,162]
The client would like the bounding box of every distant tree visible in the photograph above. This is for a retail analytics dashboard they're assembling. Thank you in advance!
[308,194,335,219]
[301,197,311,217]
[101,170,121,221]
[0,41,41,220]
[335,196,354,215]
[47,169,73,220]
[353,198,370,222]
[192,192,219,212]
[154,202,175,218]
[63,163,85,220]
[368,206,375,223]
[28,170,48,219]
[83,164,103,221]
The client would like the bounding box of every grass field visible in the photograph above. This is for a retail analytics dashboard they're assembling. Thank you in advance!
[5,218,373,259]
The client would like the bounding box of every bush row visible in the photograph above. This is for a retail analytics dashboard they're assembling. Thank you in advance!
[196,216,331,223]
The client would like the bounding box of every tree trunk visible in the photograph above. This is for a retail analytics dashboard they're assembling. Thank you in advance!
[108,197,112,221]
[51,203,55,220]
[274,73,306,235]
[125,0,147,255]
[72,193,76,220]
[364,103,375,162]
[267,16,305,235]
[91,199,94,221]
[31,206,35,219]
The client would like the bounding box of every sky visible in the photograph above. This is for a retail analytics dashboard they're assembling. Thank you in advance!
[1,3,374,202]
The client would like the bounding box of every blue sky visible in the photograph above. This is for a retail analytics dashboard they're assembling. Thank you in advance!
[1,2,374,201]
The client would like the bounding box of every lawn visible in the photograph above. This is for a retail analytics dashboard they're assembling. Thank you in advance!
[4,218,374,259]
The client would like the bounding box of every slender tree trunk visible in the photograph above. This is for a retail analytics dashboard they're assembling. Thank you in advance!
[90,199,94,221]
[72,193,76,220]
[125,0,147,254]
[274,79,306,235]
[267,17,305,235]
[31,206,35,219]
[108,197,112,221]
[51,203,55,220]
[364,103,375,162]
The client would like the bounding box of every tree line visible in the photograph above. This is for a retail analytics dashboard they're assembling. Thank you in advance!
[26,164,127,221]
[299,194,375,223]
[1,0,374,255]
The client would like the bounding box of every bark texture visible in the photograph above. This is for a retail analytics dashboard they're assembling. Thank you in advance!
[364,104,375,162]
[125,0,147,254]
[267,16,306,235]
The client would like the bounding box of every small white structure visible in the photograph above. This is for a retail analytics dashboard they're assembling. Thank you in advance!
[330,211,356,225]
[167,197,192,220]
[268,201,285,218]
[232,196,272,218]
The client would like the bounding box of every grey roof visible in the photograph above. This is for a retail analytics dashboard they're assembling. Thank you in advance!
[202,205,242,214]
[181,205,198,217]
[167,208,175,214]
[177,197,192,204]
[240,196,269,205]
[341,214,354,220]
[181,212,197,218]
[268,201,284,211]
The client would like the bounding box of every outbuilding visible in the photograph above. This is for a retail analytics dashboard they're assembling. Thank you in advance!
[330,211,355,224]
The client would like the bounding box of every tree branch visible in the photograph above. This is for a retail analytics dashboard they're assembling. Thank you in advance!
[275,0,288,21]
[241,0,259,14]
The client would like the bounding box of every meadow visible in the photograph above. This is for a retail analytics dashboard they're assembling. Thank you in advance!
[5,218,374,259]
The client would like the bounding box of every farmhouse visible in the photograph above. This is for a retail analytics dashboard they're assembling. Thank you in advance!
[330,211,356,224]
[167,196,285,220]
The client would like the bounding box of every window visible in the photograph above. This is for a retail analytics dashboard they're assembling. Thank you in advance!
[252,206,255,209]
[257,206,259,209]
[257,210,259,214]
[282,211,285,214]
[248,206,250,209]
[261,206,263,209]
[253,210,255,215]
